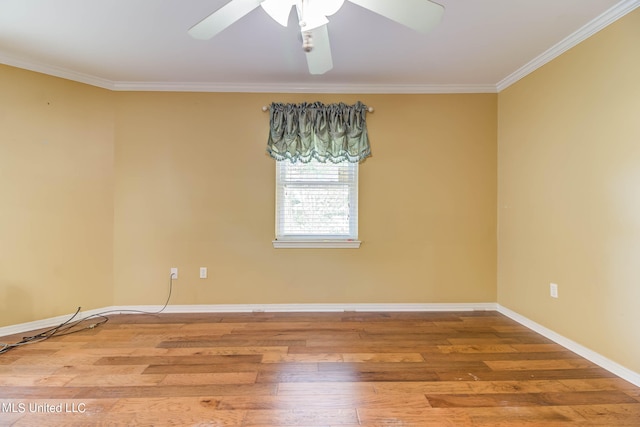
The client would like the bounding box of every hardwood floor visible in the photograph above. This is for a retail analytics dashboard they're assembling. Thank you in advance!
[0,311,639,426]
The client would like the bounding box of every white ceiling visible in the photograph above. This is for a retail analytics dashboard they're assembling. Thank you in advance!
[0,0,637,93]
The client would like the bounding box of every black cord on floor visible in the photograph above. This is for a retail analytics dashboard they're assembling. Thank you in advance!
[0,273,174,355]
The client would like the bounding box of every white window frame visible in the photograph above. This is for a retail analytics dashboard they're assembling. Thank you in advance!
[273,159,361,249]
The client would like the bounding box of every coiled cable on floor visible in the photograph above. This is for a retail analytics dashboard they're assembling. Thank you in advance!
[0,273,174,355]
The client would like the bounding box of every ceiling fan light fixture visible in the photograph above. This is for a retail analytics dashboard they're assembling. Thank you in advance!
[260,0,295,26]
[260,0,345,31]
[302,32,313,52]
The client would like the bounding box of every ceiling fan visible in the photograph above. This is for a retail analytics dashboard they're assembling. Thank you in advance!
[188,0,444,75]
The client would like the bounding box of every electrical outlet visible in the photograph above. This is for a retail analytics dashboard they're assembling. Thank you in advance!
[170,267,178,279]
[550,283,558,298]
[199,267,207,279]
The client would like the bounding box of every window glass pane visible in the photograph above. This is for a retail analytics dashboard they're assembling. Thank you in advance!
[276,159,358,240]
[282,185,350,235]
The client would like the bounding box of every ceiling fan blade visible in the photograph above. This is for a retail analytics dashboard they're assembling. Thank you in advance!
[348,0,444,33]
[304,25,333,75]
[188,0,263,40]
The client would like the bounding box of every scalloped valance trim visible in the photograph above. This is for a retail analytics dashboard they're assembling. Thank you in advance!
[266,101,371,163]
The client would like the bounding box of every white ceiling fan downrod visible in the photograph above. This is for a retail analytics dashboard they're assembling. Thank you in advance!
[297,0,344,52]
[297,0,311,29]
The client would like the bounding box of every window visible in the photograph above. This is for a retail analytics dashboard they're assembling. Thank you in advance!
[265,101,371,248]
[274,159,360,248]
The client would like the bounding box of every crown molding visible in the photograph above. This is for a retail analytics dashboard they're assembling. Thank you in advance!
[112,81,497,94]
[0,52,114,90]
[0,52,495,94]
[0,54,496,95]
[496,0,640,92]
[0,54,496,93]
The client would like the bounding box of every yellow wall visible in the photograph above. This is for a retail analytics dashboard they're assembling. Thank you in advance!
[0,66,496,327]
[0,65,115,327]
[113,92,497,305]
[498,9,640,372]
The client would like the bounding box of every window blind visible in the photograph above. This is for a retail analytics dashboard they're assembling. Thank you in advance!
[275,159,358,240]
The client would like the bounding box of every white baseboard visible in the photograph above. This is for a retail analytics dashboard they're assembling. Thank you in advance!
[0,302,496,337]
[497,304,640,388]
[0,306,116,338]
[131,302,499,313]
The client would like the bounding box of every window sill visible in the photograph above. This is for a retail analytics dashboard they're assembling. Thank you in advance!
[272,239,362,249]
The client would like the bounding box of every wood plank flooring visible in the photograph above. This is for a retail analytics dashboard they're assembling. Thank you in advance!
[0,311,639,426]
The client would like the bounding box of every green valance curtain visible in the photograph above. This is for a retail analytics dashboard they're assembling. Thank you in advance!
[266,101,371,163]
